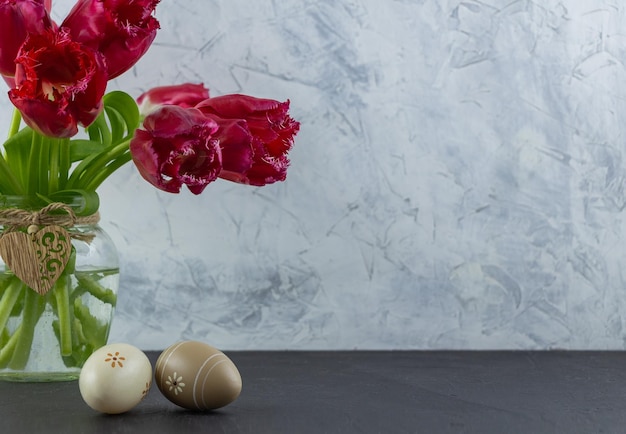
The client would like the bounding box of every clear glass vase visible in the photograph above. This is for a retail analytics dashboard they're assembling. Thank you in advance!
[0,222,119,382]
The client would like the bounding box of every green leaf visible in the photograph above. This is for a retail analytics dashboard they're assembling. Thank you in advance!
[86,113,112,147]
[27,132,44,195]
[102,91,140,144]
[37,189,100,216]
[69,139,107,162]
[67,91,139,191]
[105,106,125,144]
[3,127,33,191]
[37,135,50,195]
[66,151,101,188]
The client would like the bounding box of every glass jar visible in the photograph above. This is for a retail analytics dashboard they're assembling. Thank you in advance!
[0,212,119,381]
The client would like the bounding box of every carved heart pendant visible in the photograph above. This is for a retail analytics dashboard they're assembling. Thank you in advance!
[0,225,72,295]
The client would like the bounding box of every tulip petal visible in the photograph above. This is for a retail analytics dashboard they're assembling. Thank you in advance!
[130,106,222,194]
[0,0,53,77]
[8,29,108,138]
[137,83,210,115]
[62,0,160,79]
[196,94,300,186]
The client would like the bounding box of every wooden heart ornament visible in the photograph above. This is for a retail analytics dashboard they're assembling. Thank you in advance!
[0,225,72,295]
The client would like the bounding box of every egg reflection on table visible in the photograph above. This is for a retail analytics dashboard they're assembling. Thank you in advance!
[155,340,242,410]
[78,343,153,414]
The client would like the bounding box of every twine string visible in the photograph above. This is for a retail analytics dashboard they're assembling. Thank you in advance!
[0,203,100,241]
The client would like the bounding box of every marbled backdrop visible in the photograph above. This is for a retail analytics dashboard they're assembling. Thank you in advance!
[1,0,625,350]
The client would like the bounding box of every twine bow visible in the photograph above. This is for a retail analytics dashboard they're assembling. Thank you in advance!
[0,202,100,240]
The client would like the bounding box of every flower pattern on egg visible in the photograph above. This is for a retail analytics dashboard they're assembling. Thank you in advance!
[141,382,151,400]
[166,372,185,395]
[104,351,126,368]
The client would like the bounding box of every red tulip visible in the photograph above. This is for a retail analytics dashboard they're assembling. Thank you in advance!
[2,75,15,88]
[0,0,53,78]
[196,95,300,186]
[130,105,222,194]
[8,29,108,138]
[137,83,210,115]
[32,0,51,11]
[61,0,160,79]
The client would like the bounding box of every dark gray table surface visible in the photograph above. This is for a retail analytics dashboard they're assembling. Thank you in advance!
[1,351,625,433]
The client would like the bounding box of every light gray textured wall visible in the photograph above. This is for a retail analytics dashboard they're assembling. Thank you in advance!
[3,0,626,349]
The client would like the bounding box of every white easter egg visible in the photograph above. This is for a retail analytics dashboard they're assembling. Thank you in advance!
[79,343,152,414]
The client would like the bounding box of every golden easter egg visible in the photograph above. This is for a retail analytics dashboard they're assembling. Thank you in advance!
[155,341,242,410]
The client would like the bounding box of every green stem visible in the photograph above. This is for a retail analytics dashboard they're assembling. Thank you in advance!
[0,270,16,291]
[0,154,25,195]
[0,324,22,368]
[75,273,117,306]
[0,278,24,335]
[48,139,60,194]
[85,152,131,191]
[38,136,50,196]
[59,138,70,190]
[7,109,21,139]
[53,275,72,357]
[74,298,109,351]
[8,289,44,370]
[27,132,43,195]
[67,139,130,190]
[88,113,112,146]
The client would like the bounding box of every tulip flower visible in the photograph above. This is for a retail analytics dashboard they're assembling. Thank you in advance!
[137,83,210,115]
[0,0,53,79]
[32,0,52,11]
[8,29,108,138]
[130,105,222,194]
[2,75,15,88]
[62,0,160,79]
[196,95,300,186]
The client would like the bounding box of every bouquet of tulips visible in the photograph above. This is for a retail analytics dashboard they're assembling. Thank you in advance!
[1,0,299,202]
[0,0,299,375]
